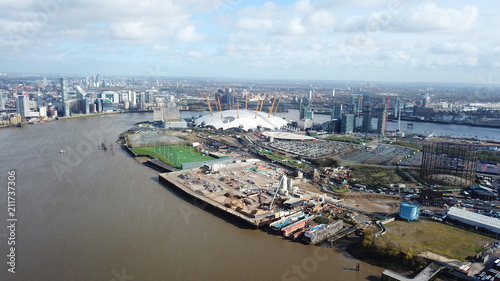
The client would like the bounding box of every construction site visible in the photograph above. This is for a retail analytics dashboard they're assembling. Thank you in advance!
[159,160,365,244]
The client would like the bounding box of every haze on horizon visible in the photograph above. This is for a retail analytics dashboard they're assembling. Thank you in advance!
[1,0,499,84]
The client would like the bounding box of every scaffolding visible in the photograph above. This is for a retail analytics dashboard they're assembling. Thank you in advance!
[420,143,478,187]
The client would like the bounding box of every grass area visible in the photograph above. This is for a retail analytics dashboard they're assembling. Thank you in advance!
[377,219,493,261]
[132,145,214,168]
[259,150,311,170]
[351,166,408,188]
[325,135,365,144]
[329,185,350,193]
[479,150,500,164]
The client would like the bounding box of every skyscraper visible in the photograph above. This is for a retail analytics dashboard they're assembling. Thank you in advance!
[299,100,313,120]
[16,95,30,119]
[128,91,137,109]
[348,95,357,114]
[0,93,4,110]
[75,85,85,100]
[60,77,70,117]
[332,103,342,120]
[361,102,372,133]
[422,95,430,108]
[340,114,354,134]
[332,87,335,97]
[377,103,387,134]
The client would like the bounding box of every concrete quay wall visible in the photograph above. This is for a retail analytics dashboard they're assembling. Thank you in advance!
[158,172,269,228]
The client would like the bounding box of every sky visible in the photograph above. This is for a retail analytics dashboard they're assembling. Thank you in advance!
[1,0,499,84]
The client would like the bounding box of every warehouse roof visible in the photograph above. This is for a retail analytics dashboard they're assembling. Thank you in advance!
[447,206,500,234]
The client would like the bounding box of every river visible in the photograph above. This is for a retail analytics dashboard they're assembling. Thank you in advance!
[0,112,383,280]
[182,109,500,141]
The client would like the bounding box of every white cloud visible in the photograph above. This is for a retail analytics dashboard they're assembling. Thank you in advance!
[429,42,478,55]
[176,25,206,42]
[110,22,145,41]
[339,2,478,33]
[394,3,478,33]
[0,0,497,83]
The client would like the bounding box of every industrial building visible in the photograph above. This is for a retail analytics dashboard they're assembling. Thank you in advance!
[421,143,478,187]
[153,101,187,129]
[399,202,420,221]
[420,189,444,207]
[446,207,500,235]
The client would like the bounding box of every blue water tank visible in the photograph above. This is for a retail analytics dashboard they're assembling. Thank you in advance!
[399,202,420,221]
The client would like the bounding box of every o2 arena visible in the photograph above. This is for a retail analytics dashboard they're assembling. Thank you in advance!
[195,97,288,131]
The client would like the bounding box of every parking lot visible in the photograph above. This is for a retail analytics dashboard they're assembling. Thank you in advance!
[269,140,349,157]
[341,144,416,165]
[398,151,423,167]
[129,130,185,146]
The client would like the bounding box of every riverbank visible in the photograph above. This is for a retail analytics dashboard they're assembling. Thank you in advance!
[388,116,500,130]
[0,111,388,280]
[0,110,132,130]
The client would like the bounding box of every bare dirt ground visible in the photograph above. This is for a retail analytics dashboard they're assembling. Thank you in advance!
[213,136,240,147]
[296,181,402,214]
[341,196,401,214]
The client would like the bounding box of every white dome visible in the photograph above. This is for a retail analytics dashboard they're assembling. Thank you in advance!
[195,109,288,131]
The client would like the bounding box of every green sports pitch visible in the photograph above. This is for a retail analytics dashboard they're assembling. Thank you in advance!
[132,145,214,168]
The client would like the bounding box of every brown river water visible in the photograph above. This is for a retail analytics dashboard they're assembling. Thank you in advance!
[0,112,383,280]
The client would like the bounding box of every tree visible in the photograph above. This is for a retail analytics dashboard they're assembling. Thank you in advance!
[405,249,414,261]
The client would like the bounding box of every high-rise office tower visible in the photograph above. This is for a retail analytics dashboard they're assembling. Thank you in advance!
[76,85,85,100]
[16,95,30,118]
[422,95,430,108]
[332,87,335,97]
[331,103,343,120]
[340,114,354,134]
[60,77,70,117]
[348,95,357,114]
[128,91,136,107]
[377,103,387,134]
[361,102,372,133]
[0,94,4,109]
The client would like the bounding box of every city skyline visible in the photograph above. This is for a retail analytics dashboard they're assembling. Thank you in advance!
[1,0,499,84]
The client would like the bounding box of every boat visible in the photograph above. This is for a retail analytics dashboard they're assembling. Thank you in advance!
[270,212,305,232]
[60,150,66,154]
[301,220,344,244]
[407,122,413,128]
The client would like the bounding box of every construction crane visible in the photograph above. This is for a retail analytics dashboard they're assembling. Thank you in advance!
[269,175,286,210]
[385,94,390,134]
[302,194,322,212]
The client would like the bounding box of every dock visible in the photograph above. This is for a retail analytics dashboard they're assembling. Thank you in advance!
[158,172,272,228]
